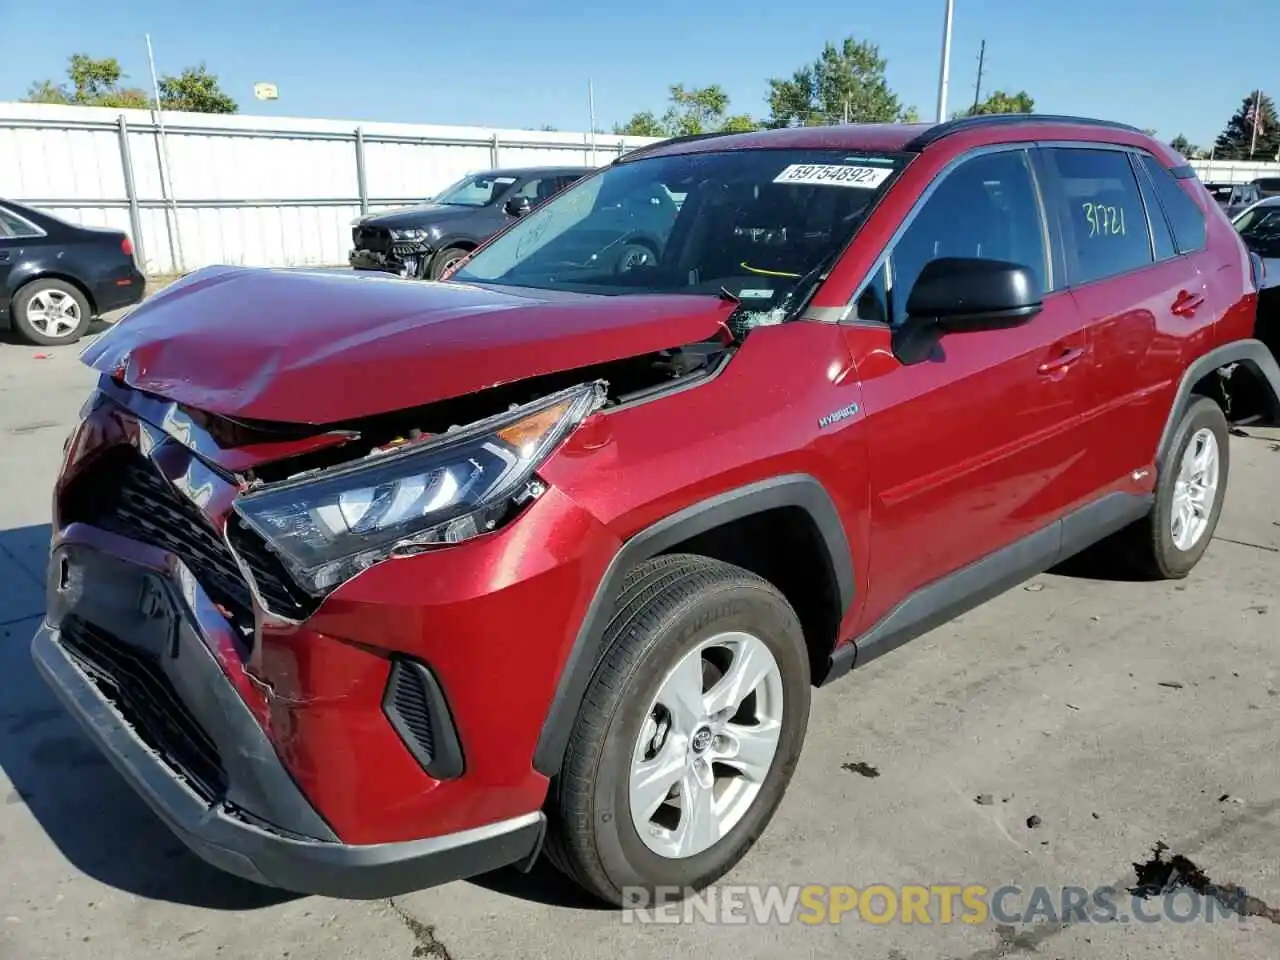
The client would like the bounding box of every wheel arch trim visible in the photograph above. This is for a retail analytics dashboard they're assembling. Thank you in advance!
[531,473,854,776]
[1158,339,1280,469]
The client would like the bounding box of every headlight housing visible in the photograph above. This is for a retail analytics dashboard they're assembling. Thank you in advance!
[390,227,431,242]
[233,381,606,596]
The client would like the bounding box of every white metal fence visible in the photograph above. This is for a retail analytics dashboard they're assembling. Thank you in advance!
[0,102,660,275]
[3,100,1279,276]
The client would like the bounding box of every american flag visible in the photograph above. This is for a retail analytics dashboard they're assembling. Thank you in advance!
[1247,95,1265,136]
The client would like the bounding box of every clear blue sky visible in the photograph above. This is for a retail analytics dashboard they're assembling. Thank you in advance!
[0,0,1271,149]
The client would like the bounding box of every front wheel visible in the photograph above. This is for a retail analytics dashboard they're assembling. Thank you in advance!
[545,554,811,905]
[427,246,470,280]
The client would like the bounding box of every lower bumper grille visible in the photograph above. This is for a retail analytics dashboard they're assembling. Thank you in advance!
[61,616,228,802]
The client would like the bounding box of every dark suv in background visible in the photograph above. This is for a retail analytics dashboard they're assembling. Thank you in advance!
[349,166,591,279]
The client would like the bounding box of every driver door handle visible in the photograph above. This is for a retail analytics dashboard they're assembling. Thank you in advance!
[1038,346,1088,375]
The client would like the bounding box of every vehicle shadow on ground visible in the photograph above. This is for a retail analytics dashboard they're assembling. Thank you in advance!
[468,859,614,910]
[0,318,115,348]
[0,522,295,910]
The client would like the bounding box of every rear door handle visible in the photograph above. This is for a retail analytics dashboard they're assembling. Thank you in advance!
[0,252,10,263]
[1038,346,1088,375]
[1171,289,1205,317]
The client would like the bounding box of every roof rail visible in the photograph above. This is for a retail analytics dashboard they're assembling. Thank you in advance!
[614,130,743,163]
[904,114,1147,151]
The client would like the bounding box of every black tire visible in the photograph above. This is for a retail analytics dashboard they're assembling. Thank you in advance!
[11,279,93,346]
[614,241,657,275]
[1120,396,1230,579]
[544,554,811,906]
[428,247,470,280]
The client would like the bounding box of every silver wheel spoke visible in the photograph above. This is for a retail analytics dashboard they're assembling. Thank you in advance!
[717,720,781,783]
[631,750,685,822]
[664,653,707,733]
[704,637,773,717]
[673,772,719,856]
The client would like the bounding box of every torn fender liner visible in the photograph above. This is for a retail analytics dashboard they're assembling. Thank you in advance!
[83,266,733,424]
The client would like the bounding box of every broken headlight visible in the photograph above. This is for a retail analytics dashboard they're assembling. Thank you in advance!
[233,381,606,595]
[390,227,431,242]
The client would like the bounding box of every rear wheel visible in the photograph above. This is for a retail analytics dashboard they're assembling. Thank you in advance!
[545,554,811,905]
[12,279,93,346]
[1121,396,1230,578]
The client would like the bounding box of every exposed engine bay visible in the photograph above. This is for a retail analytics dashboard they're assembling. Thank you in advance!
[232,337,733,485]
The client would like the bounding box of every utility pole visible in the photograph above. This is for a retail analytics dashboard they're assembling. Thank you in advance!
[972,40,986,113]
[935,0,956,123]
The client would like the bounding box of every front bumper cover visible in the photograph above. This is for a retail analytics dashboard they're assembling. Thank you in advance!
[30,538,544,899]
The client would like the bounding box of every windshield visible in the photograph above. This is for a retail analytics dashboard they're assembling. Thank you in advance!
[452,148,910,328]
[435,173,518,207]
[1235,204,1280,256]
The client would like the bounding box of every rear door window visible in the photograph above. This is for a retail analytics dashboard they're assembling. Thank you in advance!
[1045,148,1153,285]
[1140,157,1208,254]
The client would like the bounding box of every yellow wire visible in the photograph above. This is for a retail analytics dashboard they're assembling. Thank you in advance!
[739,261,801,279]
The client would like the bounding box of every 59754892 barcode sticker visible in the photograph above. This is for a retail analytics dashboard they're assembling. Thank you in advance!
[772,164,892,189]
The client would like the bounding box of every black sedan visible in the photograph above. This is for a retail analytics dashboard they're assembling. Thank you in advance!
[349,166,592,280]
[1,200,146,346]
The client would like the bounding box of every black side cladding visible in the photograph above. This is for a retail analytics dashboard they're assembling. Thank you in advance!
[382,659,465,780]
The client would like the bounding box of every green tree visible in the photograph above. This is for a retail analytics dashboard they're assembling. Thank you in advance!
[766,38,902,127]
[614,111,665,137]
[957,90,1035,117]
[1214,90,1280,160]
[25,54,149,108]
[615,84,758,137]
[24,53,237,113]
[157,64,237,113]
[1168,134,1198,157]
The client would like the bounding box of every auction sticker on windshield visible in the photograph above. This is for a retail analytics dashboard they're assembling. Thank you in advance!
[773,164,893,189]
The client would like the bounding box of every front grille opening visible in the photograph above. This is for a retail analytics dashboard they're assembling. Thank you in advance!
[61,616,228,803]
[382,659,464,780]
[59,446,318,631]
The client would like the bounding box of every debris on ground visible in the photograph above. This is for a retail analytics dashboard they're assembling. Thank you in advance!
[1091,812,1100,819]
[840,761,880,778]
[1157,681,1184,689]
[1026,815,1042,829]
[1024,583,1044,592]
[974,793,994,806]
[1065,703,1080,710]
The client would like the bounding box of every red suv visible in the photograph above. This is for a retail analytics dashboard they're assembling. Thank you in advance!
[32,116,1280,905]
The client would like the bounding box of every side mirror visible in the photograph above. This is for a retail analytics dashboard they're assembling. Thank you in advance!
[504,196,532,217]
[905,256,1042,332]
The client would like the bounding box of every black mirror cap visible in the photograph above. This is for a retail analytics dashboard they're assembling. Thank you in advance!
[504,196,532,217]
[905,256,1043,331]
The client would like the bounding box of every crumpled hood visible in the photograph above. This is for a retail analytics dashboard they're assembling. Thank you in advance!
[82,266,732,424]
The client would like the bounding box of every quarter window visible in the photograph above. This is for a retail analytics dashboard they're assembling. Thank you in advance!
[0,207,41,239]
[878,149,1049,327]
[1133,160,1178,261]
[1047,148,1154,285]
[1139,156,1207,254]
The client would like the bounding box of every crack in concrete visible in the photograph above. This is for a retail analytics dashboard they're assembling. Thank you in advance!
[387,898,454,960]
[1211,536,1280,553]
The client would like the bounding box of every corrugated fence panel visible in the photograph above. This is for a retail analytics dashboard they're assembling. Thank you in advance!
[0,104,647,274]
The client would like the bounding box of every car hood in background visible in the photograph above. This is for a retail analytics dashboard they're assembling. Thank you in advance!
[81,266,732,424]
[356,203,488,230]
